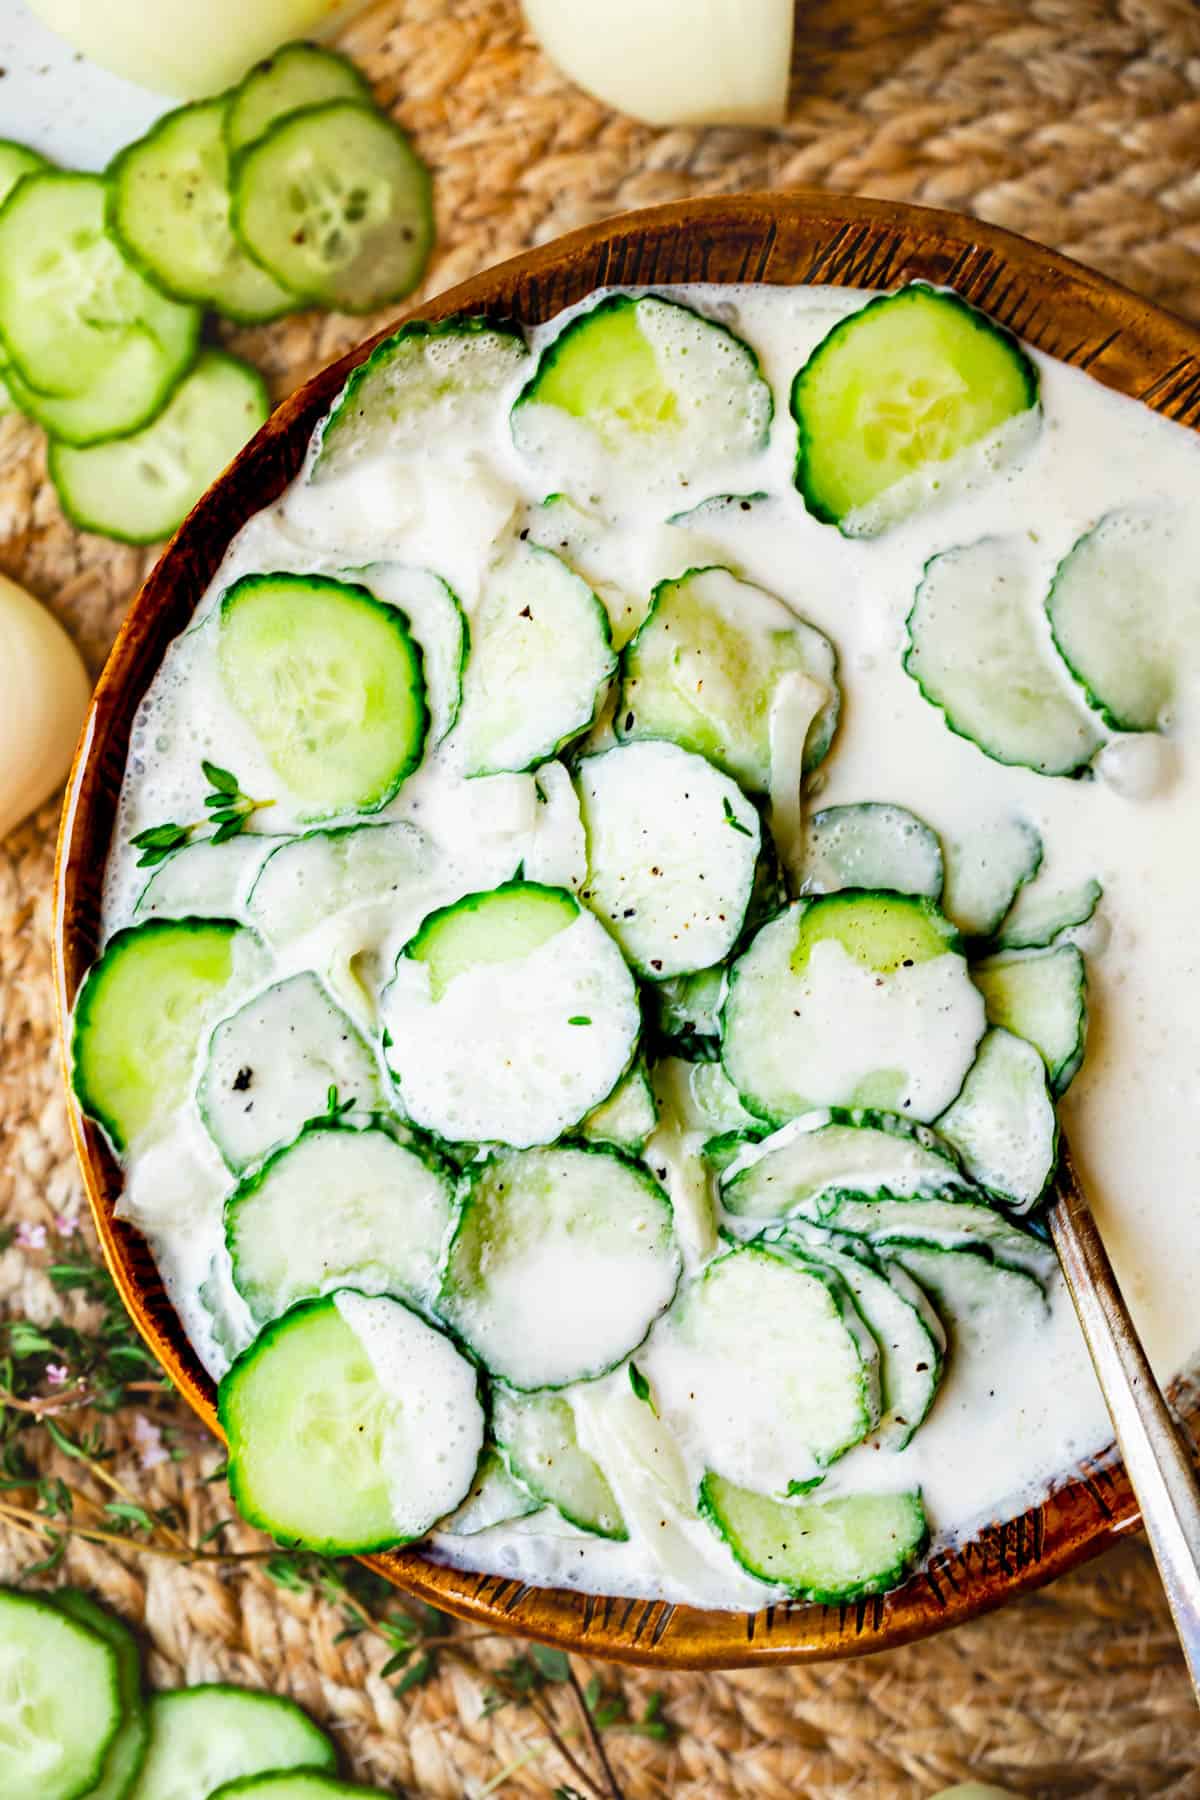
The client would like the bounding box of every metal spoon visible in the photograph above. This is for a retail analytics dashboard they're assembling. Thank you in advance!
[1050,1140,1200,1698]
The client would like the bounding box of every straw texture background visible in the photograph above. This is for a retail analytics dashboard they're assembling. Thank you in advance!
[3,0,1200,1792]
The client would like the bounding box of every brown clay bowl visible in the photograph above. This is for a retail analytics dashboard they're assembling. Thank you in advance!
[54,191,1200,1669]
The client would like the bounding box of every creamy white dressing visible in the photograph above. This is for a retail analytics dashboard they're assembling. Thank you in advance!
[97,282,1200,1611]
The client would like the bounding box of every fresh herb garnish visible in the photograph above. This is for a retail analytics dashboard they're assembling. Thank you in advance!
[628,1360,657,1415]
[130,759,274,866]
[722,795,753,837]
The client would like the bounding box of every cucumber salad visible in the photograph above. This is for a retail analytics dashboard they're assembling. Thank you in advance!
[74,280,1200,1612]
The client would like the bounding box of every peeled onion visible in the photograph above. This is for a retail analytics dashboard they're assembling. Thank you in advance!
[0,574,91,840]
[522,0,794,127]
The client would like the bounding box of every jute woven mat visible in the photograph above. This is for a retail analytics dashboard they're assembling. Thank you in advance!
[3,1,1200,1792]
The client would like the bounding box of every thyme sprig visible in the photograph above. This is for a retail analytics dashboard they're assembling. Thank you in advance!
[129,759,274,867]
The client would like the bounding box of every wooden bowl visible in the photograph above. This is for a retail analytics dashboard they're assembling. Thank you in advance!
[54,191,1200,1670]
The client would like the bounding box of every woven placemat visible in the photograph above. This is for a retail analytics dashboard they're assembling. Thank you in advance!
[3,1,1200,1792]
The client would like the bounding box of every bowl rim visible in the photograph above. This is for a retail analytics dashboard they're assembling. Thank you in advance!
[53,188,1200,1669]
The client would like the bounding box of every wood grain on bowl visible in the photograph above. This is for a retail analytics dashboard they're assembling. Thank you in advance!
[53,191,1200,1669]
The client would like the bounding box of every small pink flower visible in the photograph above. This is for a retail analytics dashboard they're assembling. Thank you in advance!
[133,1414,168,1470]
[54,1213,79,1239]
[44,1362,69,1387]
[15,1222,47,1251]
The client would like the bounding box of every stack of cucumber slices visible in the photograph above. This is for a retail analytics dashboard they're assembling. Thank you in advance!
[0,43,431,546]
[71,280,1124,1610]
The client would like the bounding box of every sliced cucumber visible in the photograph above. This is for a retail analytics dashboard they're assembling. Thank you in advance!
[71,919,254,1153]
[524,758,588,893]
[49,350,268,545]
[904,537,1103,777]
[381,882,640,1147]
[579,1060,657,1152]
[801,802,944,899]
[992,873,1101,951]
[440,1144,679,1389]
[887,1247,1051,1405]
[210,1780,391,1800]
[0,1589,122,1800]
[217,573,427,817]
[972,943,1088,1094]
[225,42,373,154]
[454,542,615,776]
[108,100,294,323]
[525,493,647,649]
[0,139,50,204]
[687,1057,759,1136]
[512,293,772,497]
[354,563,467,745]
[935,1027,1057,1213]
[699,1473,927,1600]
[652,965,726,1058]
[575,741,761,979]
[815,1193,1056,1284]
[231,100,432,313]
[791,285,1038,536]
[617,565,839,794]
[200,971,383,1171]
[492,1386,627,1537]
[226,1122,453,1323]
[439,1446,538,1536]
[129,1686,335,1800]
[52,1590,147,1800]
[312,317,529,481]
[246,820,430,945]
[721,1110,964,1222]
[720,892,985,1127]
[941,815,1043,940]
[0,173,199,447]
[220,1290,484,1552]
[654,1241,879,1493]
[134,835,270,922]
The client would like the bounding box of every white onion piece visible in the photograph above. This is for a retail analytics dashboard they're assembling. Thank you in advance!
[522,0,794,127]
[0,574,90,839]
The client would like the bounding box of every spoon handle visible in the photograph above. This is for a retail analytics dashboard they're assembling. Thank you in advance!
[1050,1143,1200,1701]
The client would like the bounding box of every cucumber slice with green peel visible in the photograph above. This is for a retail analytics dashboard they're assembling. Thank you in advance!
[0,139,50,203]
[220,1289,484,1552]
[699,1473,927,1600]
[382,882,640,1147]
[217,573,428,817]
[439,1446,538,1536]
[129,1687,335,1800]
[886,1246,1051,1407]
[108,101,295,323]
[455,542,615,776]
[134,835,271,922]
[0,1590,122,1800]
[579,1060,658,1152]
[941,815,1043,940]
[440,1145,680,1389]
[0,173,199,444]
[653,1241,879,1493]
[617,565,840,794]
[904,537,1103,778]
[246,821,431,945]
[525,494,647,649]
[575,741,761,980]
[71,919,255,1153]
[51,1591,147,1800]
[492,1386,627,1537]
[935,1027,1057,1213]
[720,892,985,1127]
[312,317,529,482]
[210,1780,391,1800]
[226,1122,453,1323]
[49,350,269,545]
[353,563,467,745]
[200,970,384,1172]
[703,1129,762,1174]
[512,293,773,498]
[688,1058,759,1134]
[814,1193,1056,1285]
[230,100,432,313]
[720,1110,965,1222]
[225,42,373,154]
[972,943,1088,1095]
[801,802,944,900]
[992,874,1101,951]
[791,285,1038,536]
[524,758,588,893]
[652,965,726,1058]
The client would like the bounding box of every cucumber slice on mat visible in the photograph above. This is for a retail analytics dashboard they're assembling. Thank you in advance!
[801,802,944,900]
[617,564,839,793]
[575,741,761,979]
[492,1386,627,1537]
[246,820,431,945]
[720,892,985,1127]
[699,1473,927,1600]
[381,881,640,1147]
[720,1110,965,1222]
[108,100,294,323]
[579,1060,657,1152]
[354,563,468,745]
[210,1779,391,1800]
[231,100,432,313]
[226,1122,453,1323]
[225,42,373,155]
[935,1027,1057,1213]
[217,573,427,817]
[815,1194,1055,1285]
[200,970,384,1172]
[439,1446,538,1537]
[941,815,1043,940]
[0,1589,122,1800]
[904,536,1103,778]
[49,350,268,545]
[791,285,1038,536]
[220,1290,484,1552]
[52,1590,147,1800]
[972,943,1088,1094]
[71,919,254,1153]
[992,873,1101,952]
[440,1144,680,1389]
[134,834,270,922]
[454,542,615,776]
[129,1686,335,1800]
